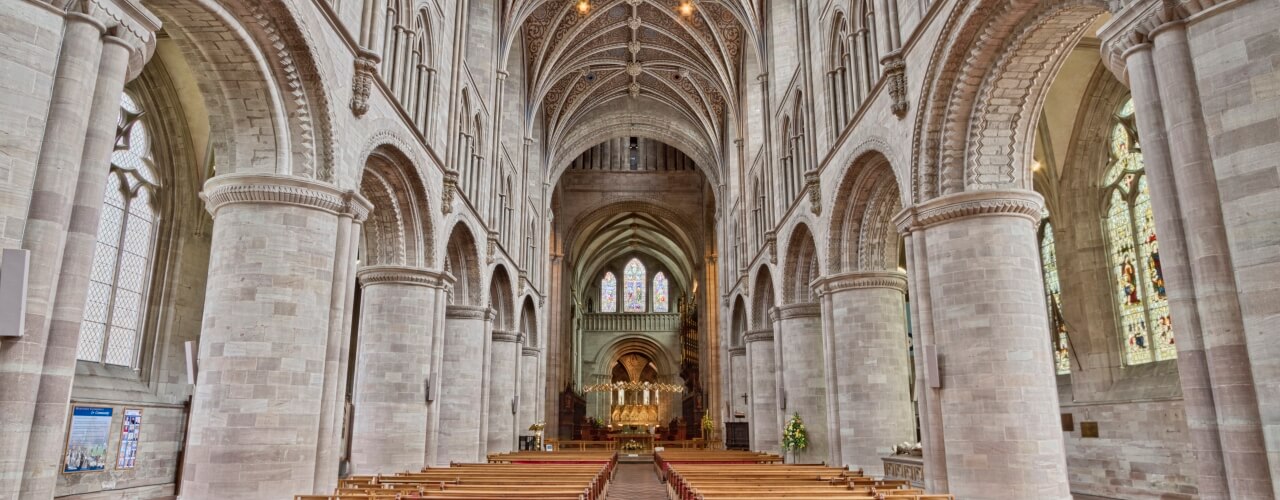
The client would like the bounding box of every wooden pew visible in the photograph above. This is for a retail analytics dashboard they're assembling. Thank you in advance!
[657,450,955,500]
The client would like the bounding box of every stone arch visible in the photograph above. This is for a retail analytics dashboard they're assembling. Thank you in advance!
[595,335,678,380]
[750,265,776,330]
[548,106,722,191]
[781,222,820,304]
[489,264,516,330]
[146,0,335,180]
[828,149,902,273]
[911,0,1110,203]
[730,295,748,347]
[520,296,538,348]
[445,221,483,306]
[359,144,434,268]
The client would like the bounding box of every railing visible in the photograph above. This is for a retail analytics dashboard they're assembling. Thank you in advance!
[582,313,679,333]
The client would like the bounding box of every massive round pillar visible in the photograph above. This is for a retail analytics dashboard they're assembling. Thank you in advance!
[487,329,521,453]
[181,174,366,499]
[434,305,491,465]
[773,304,829,463]
[816,271,914,475]
[349,266,449,474]
[894,189,1069,499]
[744,329,780,453]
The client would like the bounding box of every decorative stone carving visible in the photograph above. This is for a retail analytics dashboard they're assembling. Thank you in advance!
[522,347,541,356]
[743,329,774,343]
[881,51,908,117]
[813,271,908,296]
[775,303,821,320]
[202,173,372,219]
[357,265,452,288]
[893,189,1043,234]
[492,329,522,343]
[442,170,458,214]
[445,304,489,319]
[728,346,746,357]
[764,231,777,264]
[350,49,380,117]
[804,171,821,215]
[628,82,640,98]
[487,230,499,264]
[518,270,528,295]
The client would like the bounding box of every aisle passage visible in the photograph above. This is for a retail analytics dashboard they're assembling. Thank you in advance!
[606,463,667,500]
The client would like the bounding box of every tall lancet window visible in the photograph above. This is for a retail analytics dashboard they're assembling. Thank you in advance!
[1039,209,1069,374]
[652,272,669,313]
[623,258,646,312]
[78,93,160,367]
[1104,98,1174,365]
[601,272,617,313]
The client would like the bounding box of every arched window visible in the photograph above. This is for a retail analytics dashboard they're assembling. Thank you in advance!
[77,93,160,367]
[1104,98,1173,365]
[623,258,646,312]
[600,272,617,312]
[828,13,854,129]
[653,272,669,313]
[1039,210,1069,374]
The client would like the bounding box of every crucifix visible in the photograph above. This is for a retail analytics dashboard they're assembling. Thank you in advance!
[740,393,748,405]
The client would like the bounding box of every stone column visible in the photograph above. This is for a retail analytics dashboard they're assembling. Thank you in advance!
[17,28,135,499]
[519,347,541,438]
[894,189,1069,499]
[728,347,747,425]
[0,13,106,497]
[1123,40,1229,498]
[181,174,358,499]
[773,304,829,463]
[349,266,449,475]
[434,305,490,465]
[1149,20,1272,498]
[902,228,946,492]
[487,329,521,454]
[815,271,914,475]
[744,329,779,453]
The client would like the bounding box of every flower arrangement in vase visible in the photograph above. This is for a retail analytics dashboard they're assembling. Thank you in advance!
[782,412,808,462]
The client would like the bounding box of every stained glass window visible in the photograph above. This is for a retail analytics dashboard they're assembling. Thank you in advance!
[653,272,669,312]
[1104,98,1174,366]
[77,92,159,367]
[1039,211,1069,374]
[623,258,646,312]
[601,272,617,312]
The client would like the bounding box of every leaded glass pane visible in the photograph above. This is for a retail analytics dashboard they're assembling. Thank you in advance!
[77,93,159,367]
[1040,221,1069,374]
[1105,97,1174,366]
[624,258,646,312]
[601,272,617,312]
[653,272,669,313]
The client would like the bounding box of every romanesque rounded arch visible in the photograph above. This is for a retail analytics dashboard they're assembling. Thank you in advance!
[781,222,820,304]
[730,295,748,347]
[146,0,336,180]
[548,105,722,191]
[490,264,516,330]
[828,149,902,273]
[750,265,776,329]
[360,144,434,268]
[911,0,1110,203]
[445,221,483,306]
[520,296,539,347]
[594,335,678,379]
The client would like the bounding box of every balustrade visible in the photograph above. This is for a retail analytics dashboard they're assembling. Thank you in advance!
[581,313,679,333]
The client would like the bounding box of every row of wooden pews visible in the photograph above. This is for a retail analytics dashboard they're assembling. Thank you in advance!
[294,451,616,500]
[658,450,954,500]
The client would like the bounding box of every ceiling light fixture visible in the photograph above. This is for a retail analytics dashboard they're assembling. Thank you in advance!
[677,0,694,17]
[577,0,591,14]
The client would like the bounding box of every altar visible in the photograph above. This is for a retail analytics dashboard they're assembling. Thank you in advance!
[609,432,655,452]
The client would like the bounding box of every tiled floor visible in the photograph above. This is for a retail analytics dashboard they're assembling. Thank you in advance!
[606,462,668,500]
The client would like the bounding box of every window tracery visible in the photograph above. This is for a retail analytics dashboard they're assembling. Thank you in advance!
[624,258,646,312]
[653,272,669,313]
[601,272,617,313]
[1039,210,1069,374]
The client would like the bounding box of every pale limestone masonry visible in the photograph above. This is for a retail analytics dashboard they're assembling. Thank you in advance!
[0,0,1277,499]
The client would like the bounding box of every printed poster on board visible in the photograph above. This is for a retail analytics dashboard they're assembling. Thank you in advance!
[64,406,113,473]
[116,409,142,469]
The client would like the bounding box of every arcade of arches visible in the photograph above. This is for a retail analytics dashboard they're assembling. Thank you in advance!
[0,0,1277,499]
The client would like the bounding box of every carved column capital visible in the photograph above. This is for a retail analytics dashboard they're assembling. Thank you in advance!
[445,304,489,319]
[357,265,453,288]
[813,270,908,296]
[202,173,373,220]
[743,329,774,343]
[893,189,1042,234]
[775,303,821,319]
[492,329,522,343]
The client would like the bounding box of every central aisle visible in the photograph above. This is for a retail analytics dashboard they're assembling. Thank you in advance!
[606,462,667,500]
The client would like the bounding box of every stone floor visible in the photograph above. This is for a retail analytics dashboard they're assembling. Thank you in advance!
[605,462,667,500]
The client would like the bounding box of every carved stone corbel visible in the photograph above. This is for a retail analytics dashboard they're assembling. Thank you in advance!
[441,170,458,214]
[881,51,908,118]
[765,231,777,264]
[487,230,499,264]
[350,49,381,117]
[804,171,821,215]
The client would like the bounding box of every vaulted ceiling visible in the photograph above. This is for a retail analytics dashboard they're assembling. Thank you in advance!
[507,0,755,181]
